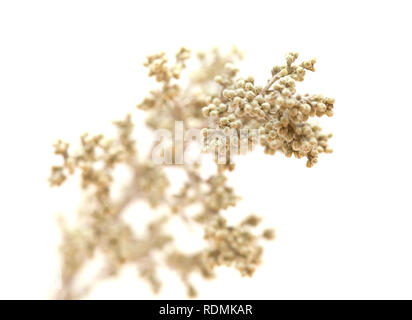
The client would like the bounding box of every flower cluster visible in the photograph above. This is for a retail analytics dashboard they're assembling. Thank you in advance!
[204,215,273,277]
[201,52,334,168]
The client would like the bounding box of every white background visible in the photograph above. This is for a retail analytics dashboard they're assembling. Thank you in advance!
[0,0,412,299]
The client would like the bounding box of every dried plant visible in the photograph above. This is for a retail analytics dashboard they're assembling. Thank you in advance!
[49,46,334,299]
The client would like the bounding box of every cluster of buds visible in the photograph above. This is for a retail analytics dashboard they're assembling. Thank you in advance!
[202,174,239,214]
[201,52,335,168]
[143,47,190,82]
[204,215,273,277]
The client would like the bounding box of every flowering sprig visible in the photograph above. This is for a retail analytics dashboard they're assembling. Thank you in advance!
[50,47,333,299]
